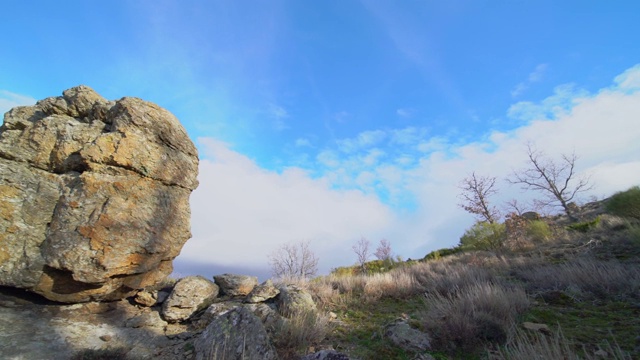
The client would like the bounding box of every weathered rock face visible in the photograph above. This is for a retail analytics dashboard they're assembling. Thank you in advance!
[276,284,317,316]
[0,86,199,302]
[162,276,219,323]
[245,279,280,303]
[214,273,258,297]
[194,307,279,360]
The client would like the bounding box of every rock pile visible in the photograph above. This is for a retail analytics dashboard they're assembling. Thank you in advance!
[0,86,199,302]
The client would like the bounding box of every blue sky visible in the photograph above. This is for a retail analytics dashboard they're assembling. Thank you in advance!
[2,1,640,279]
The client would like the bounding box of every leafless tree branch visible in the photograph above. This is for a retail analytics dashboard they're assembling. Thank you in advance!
[352,237,371,273]
[374,239,393,261]
[458,172,501,223]
[507,143,593,219]
[268,241,318,279]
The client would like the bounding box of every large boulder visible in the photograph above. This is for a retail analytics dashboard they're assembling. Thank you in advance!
[194,307,278,360]
[0,86,199,302]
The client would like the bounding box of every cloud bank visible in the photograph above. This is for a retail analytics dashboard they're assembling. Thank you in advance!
[176,65,640,279]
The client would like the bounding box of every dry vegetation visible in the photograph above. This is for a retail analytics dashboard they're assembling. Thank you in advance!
[278,189,640,359]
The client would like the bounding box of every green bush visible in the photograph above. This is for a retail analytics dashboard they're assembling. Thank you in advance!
[526,220,552,242]
[423,246,464,261]
[567,216,601,233]
[606,186,640,220]
[459,221,506,251]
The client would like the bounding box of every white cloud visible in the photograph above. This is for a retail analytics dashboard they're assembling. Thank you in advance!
[528,63,548,82]
[613,64,640,91]
[511,63,549,98]
[295,138,312,147]
[336,129,387,153]
[0,90,36,115]
[176,65,640,278]
[180,138,393,277]
[396,108,413,118]
[268,103,289,131]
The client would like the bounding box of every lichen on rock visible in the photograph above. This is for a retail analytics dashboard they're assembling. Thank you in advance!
[0,85,199,303]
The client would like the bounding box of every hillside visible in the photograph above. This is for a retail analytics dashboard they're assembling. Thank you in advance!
[292,188,640,359]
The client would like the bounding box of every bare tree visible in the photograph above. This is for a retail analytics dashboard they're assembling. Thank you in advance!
[268,241,318,279]
[507,143,592,219]
[352,237,371,273]
[458,172,500,223]
[374,239,393,261]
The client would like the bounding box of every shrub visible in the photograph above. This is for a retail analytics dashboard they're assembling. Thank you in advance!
[272,309,332,356]
[567,216,601,233]
[606,186,640,220]
[421,282,529,354]
[459,221,506,251]
[423,246,464,261]
[526,220,552,242]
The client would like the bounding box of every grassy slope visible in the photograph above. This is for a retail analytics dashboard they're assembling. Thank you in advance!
[298,213,640,360]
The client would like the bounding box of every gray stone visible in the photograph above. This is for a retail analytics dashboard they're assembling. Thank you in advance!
[214,273,259,296]
[194,307,278,360]
[276,284,317,316]
[301,350,352,360]
[135,289,159,307]
[162,276,219,323]
[383,319,431,353]
[0,85,199,303]
[245,279,280,303]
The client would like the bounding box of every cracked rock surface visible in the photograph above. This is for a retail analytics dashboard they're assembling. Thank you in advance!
[0,86,199,302]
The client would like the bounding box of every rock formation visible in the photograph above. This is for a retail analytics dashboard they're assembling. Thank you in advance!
[162,276,219,322]
[0,85,199,302]
[214,273,258,296]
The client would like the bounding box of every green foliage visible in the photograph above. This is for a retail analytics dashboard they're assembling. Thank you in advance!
[566,216,601,233]
[330,258,401,276]
[525,220,552,242]
[459,221,506,250]
[606,186,640,220]
[423,246,464,261]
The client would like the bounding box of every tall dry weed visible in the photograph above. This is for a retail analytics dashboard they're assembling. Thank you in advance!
[489,327,632,360]
[514,258,640,300]
[421,282,530,353]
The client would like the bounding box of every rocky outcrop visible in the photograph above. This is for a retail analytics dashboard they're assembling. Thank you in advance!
[194,307,279,360]
[162,276,219,323]
[0,86,198,302]
[245,279,280,303]
[214,273,258,297]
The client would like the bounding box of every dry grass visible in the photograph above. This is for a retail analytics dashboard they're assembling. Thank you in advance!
[513,257,640,301]
[421,282,530,353]
[272,309,332,358]
[489,327,633,360]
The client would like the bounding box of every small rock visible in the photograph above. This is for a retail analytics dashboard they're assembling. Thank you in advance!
[383,319,431,353]
[134,290,158,307]
[276,284,317,316]
[214,274,258,297]
[301,350,352,360]
[245,279,280,303]
[99,334,112,342]
[522,322,551,335]
[125,311,167,329]
[162,276,219,323]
